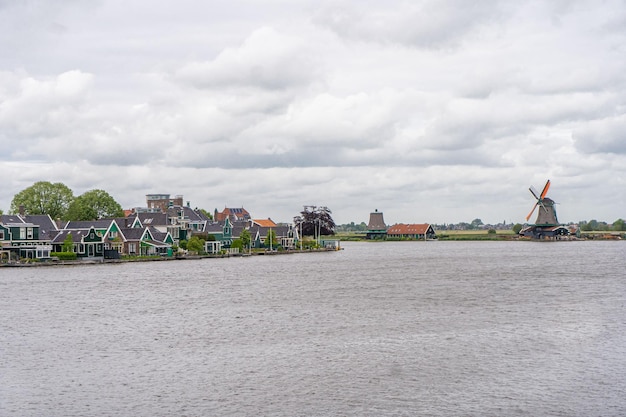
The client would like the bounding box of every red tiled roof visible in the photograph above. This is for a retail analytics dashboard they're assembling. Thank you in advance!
[387,223,431,235]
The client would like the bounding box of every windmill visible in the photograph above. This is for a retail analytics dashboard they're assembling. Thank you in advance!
[526,179,559,225]
[520,179,568,239]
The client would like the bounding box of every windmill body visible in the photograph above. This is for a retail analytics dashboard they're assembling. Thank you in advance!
[534,197,558,225]
[519,180,569,239]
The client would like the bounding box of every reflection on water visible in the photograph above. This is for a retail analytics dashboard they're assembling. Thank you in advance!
[1,241,626,416]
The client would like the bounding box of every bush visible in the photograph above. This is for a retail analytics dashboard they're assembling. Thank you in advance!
[51,252,77,260]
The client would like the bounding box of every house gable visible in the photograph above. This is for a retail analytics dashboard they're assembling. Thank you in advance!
[83,227,103,243]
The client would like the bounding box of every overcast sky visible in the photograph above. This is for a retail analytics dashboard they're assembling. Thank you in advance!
[1,0,625,225]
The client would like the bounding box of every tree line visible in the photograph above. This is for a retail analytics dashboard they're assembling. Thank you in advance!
[336,218,626,234]
[6,181,124,221]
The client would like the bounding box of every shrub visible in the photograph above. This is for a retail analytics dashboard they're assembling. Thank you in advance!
[51,252,78,260]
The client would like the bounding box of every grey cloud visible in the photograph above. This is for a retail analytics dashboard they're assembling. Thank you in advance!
[573,116,626,154]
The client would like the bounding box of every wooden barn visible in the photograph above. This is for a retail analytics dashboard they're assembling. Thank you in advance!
[386,223,436,240]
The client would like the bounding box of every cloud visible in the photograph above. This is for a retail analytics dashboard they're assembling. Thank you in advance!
[573,115,626,154]
[313,0,502,48]
[175,27,321,90]
[0,70,93,137]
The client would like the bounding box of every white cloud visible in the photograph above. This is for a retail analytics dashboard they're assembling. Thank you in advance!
[0,70,93,138]
[175,27,320,90]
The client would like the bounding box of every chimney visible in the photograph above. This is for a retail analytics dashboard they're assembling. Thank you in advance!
[19,205,25,216]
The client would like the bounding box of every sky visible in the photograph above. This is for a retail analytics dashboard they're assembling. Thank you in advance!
[1,0,625,226]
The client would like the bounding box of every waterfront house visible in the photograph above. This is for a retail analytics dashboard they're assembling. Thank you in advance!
[51,227,105,259]
[249,223,297,249]
[204,218,234,252]
[0,214,53,260]
[63,219,126,254]
[118,226,173,256]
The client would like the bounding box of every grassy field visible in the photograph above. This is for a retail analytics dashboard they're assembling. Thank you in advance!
[436,229,516,240]
[334,229,518,241]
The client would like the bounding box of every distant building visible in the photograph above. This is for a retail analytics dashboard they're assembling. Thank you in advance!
[214,207,251,223]
[145,194,184,213]
[366,209,387,239]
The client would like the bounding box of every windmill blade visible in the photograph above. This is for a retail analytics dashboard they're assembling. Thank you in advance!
[525,203,538,221]
[540,179,551,199]
[529,186,540,201]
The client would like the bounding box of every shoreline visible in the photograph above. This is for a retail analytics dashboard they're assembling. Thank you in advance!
[0,248,339,268]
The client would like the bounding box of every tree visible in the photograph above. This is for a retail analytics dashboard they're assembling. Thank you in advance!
[239,229,251,249]
[10,181,74,219]
[186,236,205,254]
[231,239,244,251]
[294,205,336,237]
[265,229,277,249]
[196,208,213,220]
[62,233,74,252]
[613,218,626,231]
[512,223,523,234]
[66,189,124,221]
[470,218,483,229]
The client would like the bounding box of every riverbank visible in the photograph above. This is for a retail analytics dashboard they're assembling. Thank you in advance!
[0,247,340,267]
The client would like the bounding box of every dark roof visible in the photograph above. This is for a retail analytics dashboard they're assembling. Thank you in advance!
[51,229,98,244]
[119,228,145,240]
[148,226,169,242]
[112,216,135,228]
[24,214,59,240]
[136,212,169,226]
[250,225,291,237]
[231,224,247,237]
[1,214,25,224]
[205,223,225,233]
[64,220,113,230]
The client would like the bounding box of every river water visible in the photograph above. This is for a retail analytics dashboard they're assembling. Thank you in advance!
[1,241,625,416]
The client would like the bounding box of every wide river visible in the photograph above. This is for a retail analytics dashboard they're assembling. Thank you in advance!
[1,240,625,416]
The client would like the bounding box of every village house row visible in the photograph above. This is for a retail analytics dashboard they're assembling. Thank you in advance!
[0,194,300,261]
